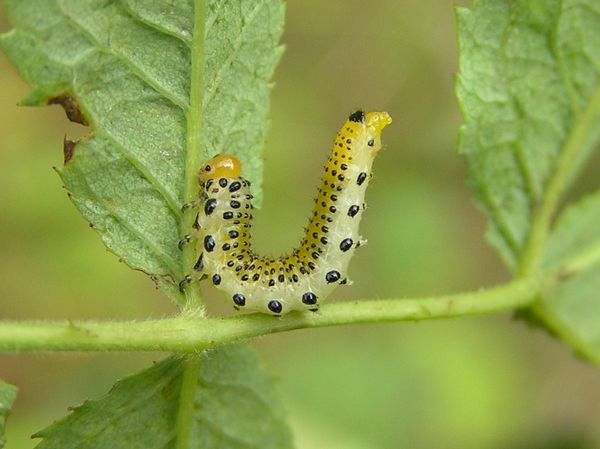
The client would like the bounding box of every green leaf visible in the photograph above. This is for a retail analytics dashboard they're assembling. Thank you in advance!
[536,192,600,365]
[0,0,284,302]
[0,379,18,449]
[34,344,294,449]
[456,0,600,269]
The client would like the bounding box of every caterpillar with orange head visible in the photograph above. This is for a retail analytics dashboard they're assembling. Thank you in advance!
[179,110,392,315]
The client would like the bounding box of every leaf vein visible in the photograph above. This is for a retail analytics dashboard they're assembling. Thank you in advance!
[203,0,269,107]
[120,0,193,47]
[60,369,180,447]
[56,0,189,111]
[477,181,523,257]
[96,129,182,217]
[75,167,182,277]
[193,413,261,449]
[500,12,538,212]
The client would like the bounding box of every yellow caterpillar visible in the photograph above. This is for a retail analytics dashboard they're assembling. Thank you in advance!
[180,110,392,315]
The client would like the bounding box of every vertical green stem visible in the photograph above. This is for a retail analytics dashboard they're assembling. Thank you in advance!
[177,2,206,441]
[181,0,207,309]
[175,356,201,449]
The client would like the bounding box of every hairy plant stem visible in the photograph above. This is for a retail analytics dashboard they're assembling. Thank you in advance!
[174,4,207,449]
[175,356,201,449]
[180,0,206,310]
[0,276,540,353]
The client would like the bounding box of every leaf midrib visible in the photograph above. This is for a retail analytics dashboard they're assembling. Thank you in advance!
[519,82,600,276]
[175,3,206,448]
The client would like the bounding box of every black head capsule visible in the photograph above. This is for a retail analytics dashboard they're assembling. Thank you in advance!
[348,110,365,123]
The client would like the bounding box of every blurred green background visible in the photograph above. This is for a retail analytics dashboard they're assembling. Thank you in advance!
[1,1,600,448]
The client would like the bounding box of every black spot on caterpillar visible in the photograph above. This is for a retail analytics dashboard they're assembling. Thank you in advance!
[181,111,392,315]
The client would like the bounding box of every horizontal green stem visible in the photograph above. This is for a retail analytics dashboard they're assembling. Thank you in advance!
[0,277,540,353]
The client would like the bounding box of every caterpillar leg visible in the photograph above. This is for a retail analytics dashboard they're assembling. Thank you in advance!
[182,189,208,211]
[178,251,206,292]
[178,274,192,292]
[178,234,192,249]
[178,273,207,292]
[178,211,201,249]
[178,272,206,292]
[181,197,203,212]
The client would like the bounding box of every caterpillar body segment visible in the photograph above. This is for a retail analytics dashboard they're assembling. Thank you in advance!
[184,110,392,315]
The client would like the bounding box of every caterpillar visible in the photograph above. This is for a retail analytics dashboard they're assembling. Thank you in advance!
[179,110,392,315]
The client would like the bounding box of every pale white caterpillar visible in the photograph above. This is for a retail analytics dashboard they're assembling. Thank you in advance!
[180,110,392,315]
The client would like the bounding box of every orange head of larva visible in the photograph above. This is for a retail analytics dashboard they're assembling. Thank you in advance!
[199,154,242,184]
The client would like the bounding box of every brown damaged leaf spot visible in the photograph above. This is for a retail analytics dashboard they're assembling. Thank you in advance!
[63,137,77,164]
[48,95,89,126]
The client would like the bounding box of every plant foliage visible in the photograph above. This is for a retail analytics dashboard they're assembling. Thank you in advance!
[457,0,600,363]
[0,0,599,447]
[0,0,284,302]
[34,346,293,449]
[0,379,17,449]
